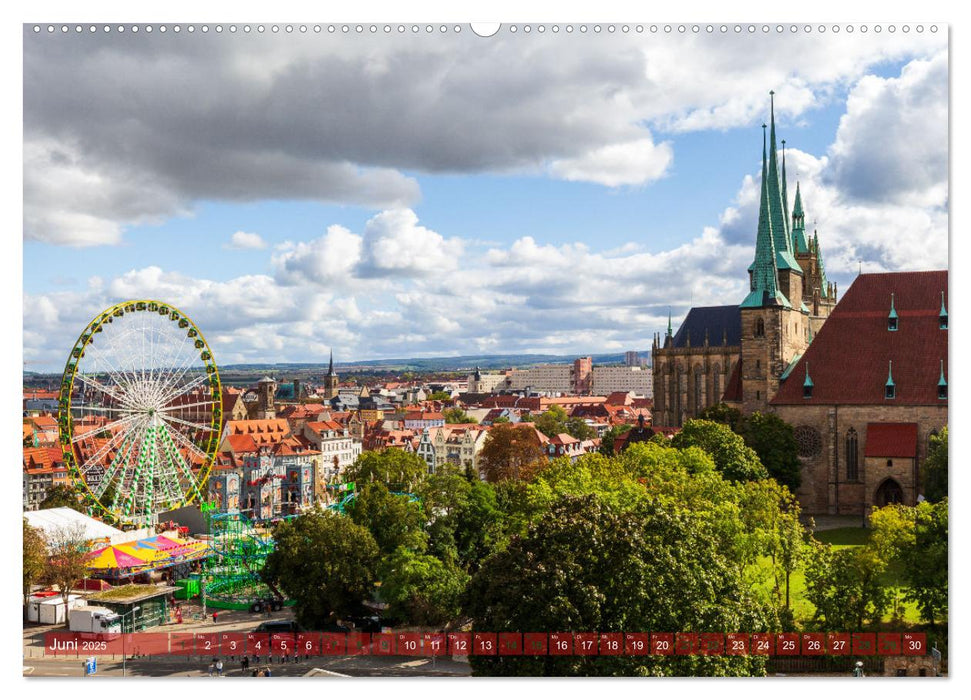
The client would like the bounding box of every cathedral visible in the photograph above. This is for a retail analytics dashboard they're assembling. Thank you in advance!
[652,93,836,428]
[651,93,947,516]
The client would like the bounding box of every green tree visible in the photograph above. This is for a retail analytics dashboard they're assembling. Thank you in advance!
[346,482,427,556]
[344,448,428,492]
[42,523,92,626]
[428,391,452,401]
[598,425,628,457]
[491,415,511,424]
[870,500,948,626]
[443,407,476,424]
[697,403,744,432]
[420,470,507,571]
[479,423,547,482]
[380,548,470,626]
[23,519,47,614]
[465,494,772,676]
[39,484,85,512]
[803,540,889,630]
[922,427,947,502]
[565,415,597,441]
[672,419,768,482]
[740,412,801,492]
[534,404,569,438]
[261,508,379,627]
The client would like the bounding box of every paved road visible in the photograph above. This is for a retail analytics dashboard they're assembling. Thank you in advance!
[23,654,470,678]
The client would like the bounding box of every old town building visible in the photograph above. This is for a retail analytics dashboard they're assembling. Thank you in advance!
[771,270,947,516]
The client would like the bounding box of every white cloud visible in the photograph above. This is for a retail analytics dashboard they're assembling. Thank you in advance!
[359,209,464,276]
[226,231,267,250]
[272,209,462,284]
[827,50,948,207]
[273,224,364,285]
[24,29,945,246]
[549,138,673,187]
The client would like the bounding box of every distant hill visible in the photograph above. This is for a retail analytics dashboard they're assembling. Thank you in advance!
[23,351,652,383]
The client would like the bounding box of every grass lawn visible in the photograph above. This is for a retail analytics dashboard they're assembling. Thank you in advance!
[750,527,922,625]
[814,527,871,548]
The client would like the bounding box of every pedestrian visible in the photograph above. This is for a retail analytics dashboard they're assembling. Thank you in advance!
[212,611,219,624]
[265,667,272,677]
[853,661,865,677]
[216,658,223,677]
[208,661,214,677]
[241,656,249,673]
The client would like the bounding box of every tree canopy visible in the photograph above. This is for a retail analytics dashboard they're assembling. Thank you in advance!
[671,419,768,482]
[922,427,947,502]
[380,547,469,626]
[737,412,801,491]
[443,407,476,424]
[869,499,948,626]
[346,482,427,556]
[261,508,379,627]
[343,448,428,492]
[42,523,92,624]
[23,518,47,609]
[39,484,85,512]
[534,405,597,441]
[465,494,772,676]
[479,423,547,482]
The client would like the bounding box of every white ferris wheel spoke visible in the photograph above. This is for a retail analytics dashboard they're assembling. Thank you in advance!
[158,412,218,433]
[161,399,219,414]
[77,414,147,476]
[74,373,135,410]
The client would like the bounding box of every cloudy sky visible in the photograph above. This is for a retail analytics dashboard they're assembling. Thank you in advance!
[23,24,948,371]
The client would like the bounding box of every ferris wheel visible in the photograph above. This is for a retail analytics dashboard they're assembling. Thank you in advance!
[58,300,222,525]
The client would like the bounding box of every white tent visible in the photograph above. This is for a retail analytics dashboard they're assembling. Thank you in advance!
[24,507,124,543]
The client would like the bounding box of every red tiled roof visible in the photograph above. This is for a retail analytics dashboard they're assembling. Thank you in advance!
[773,271,947,405]
[864,423,918,458]
[722,359,743,402]
[604,391,633,406]
[225,434,259,454]
[23,446,67,471]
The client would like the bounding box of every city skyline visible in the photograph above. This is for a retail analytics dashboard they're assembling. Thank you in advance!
[23,25,947,372]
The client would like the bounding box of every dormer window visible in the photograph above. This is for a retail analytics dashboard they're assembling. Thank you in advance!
[940,291,948,329]
[888,292,899,331]
[938,359,947,400]
[885,360,896,399]
[803,363,813,399]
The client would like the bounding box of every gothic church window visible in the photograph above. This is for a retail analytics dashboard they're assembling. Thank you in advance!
[755,318,765,337]
[794,425,822,458]
[845,428,859,481]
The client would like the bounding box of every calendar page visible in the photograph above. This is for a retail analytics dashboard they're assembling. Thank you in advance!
[22,13,948,684]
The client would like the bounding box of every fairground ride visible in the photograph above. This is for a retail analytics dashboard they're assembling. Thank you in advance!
[58,300,222,526]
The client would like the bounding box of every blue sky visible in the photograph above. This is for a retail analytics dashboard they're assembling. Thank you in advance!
[23,28,947,371]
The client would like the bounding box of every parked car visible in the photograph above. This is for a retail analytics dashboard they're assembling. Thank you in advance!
[253,620,304,634]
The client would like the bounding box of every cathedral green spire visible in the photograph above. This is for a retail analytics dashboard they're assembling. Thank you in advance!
[766,92,800,272]
[791,182,810,254]
[813,230,829,295]
[667,308,672,338]
[781,139,790,231]
[741,124,791,310]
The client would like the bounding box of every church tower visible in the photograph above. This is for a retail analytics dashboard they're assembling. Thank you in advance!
[791,183,838,334]
[256,376,277,419]
[739,119,809,415]
[323,349,339,400]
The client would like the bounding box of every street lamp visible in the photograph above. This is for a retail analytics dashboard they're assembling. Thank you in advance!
[122,606,141,678]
